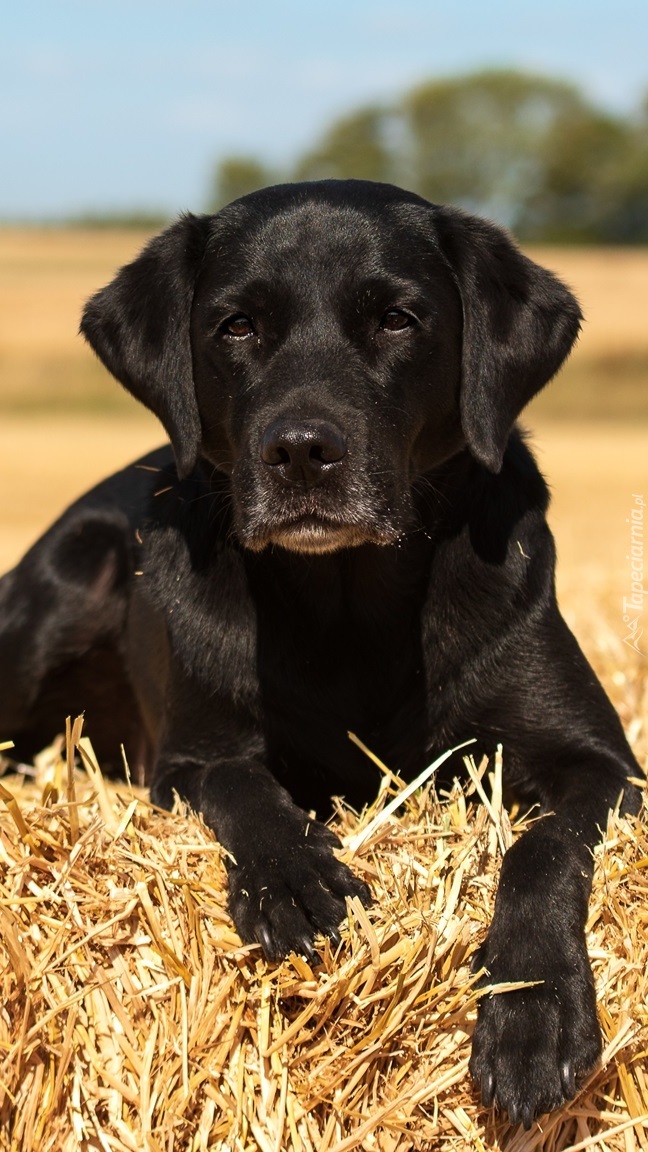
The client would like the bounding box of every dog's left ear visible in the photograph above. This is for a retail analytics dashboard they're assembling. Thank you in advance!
[434,207,582,473]
[81,213,212,479]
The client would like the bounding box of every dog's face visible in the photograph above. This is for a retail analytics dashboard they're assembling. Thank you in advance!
[191,189,466,553]
[81,180,581,554]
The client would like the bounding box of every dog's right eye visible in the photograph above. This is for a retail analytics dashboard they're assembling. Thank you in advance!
[221,315,255,338]
[379,309,416,332]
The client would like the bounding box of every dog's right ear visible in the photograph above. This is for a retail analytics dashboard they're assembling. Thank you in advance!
[81,213,212,479]
[432,206,581,473]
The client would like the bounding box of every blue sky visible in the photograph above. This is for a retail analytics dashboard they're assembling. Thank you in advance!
[2,0,647,219]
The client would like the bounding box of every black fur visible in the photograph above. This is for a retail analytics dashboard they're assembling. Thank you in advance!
[0,181,642,1127]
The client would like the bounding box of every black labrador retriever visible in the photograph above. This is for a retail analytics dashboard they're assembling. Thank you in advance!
[0,180,642,1127]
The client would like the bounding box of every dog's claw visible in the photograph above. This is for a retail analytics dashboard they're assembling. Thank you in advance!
[521,1104,535,1131]
[560,1059,576,1099]
[507,1101,520,1126]
[470,944,486,975]
[481,1070,495,1107]
[256,923,277,961]
[327,926,342,949]
[296,933,318,962]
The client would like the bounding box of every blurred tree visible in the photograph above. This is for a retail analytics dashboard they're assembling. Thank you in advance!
[402,70,597,233]
[207,71,648,241]
[294,106,395,184]
[209,156,276,211]
[521,103,636,240]
[593,95,648,242]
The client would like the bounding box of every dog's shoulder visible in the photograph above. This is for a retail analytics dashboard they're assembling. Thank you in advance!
[421,430,556,653]
[429,428,551,561]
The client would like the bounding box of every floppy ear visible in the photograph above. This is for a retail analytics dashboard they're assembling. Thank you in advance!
[80,213,212,479]
[434,207,582,472]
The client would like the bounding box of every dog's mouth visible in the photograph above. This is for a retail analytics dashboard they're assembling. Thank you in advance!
[240,515,395,555]
[231,446,412,555]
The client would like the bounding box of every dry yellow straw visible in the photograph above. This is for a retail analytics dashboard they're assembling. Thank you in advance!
[0,714,645,1151]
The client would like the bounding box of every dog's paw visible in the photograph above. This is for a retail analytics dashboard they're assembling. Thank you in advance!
[469,941,602,1128]
[227,816,371,961]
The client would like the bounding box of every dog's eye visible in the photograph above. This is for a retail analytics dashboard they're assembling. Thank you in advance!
[222,314,255,338]
[380,309,415,332]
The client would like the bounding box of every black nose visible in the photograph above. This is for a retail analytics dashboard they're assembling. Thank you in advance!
[260,419,348,486]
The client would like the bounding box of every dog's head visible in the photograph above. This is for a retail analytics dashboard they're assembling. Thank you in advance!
[81,181,580,554]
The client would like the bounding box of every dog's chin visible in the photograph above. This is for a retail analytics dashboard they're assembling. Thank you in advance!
[241,518,393,555]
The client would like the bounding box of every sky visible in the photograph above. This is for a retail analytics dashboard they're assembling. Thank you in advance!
[2,0,647,220]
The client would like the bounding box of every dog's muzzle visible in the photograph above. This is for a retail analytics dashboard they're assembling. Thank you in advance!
[233,416,406,554]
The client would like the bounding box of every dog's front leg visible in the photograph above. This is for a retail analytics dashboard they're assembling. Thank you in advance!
[469,810,599,1127]
[151,748,370,961]
[469,759,641,1128]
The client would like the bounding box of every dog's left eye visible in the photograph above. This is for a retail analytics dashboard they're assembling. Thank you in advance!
[380,309,415,332]
[222,314,255,338]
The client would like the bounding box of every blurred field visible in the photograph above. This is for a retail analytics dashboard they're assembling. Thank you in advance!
[0,228,646,742]
[0,229,151,409]
[0,414,160,568]
[1,227,648,416]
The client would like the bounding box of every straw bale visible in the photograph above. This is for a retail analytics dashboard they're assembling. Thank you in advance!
[0,593,646,1151]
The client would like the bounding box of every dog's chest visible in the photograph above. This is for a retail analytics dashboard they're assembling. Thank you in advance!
[249,563,431,805]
